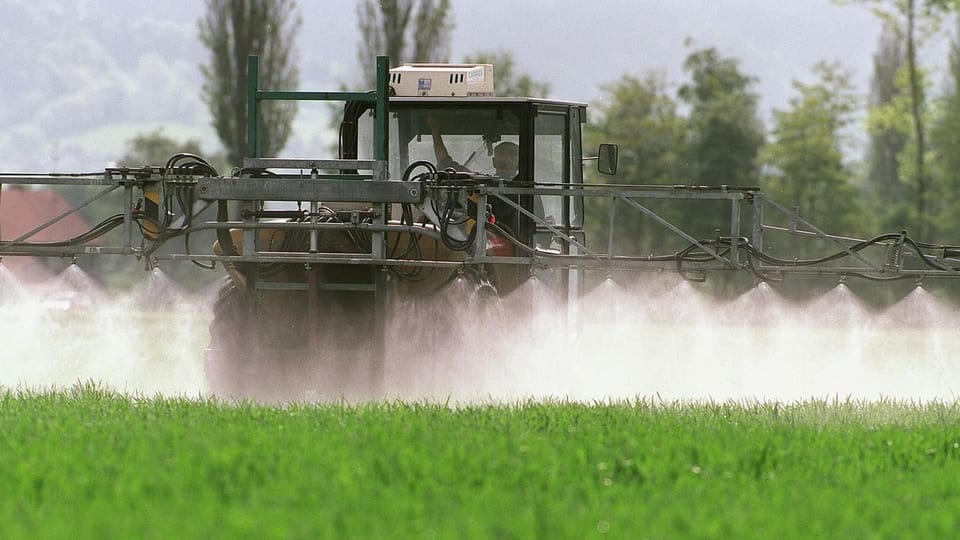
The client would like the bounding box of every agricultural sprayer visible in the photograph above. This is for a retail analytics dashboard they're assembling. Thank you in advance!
[2,56,959,398]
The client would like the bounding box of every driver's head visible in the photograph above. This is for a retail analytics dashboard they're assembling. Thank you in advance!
[493,142,519,176]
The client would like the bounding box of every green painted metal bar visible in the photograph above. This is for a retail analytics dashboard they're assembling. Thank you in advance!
[246,54,389,167]
[247,55,260,159]
[374,55,389,166]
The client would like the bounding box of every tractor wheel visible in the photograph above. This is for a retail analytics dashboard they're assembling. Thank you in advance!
[204,277,374,402]
[204,278,257,399]
[204,278,317,401]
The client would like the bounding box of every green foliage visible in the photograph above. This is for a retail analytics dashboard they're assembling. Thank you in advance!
[844,0,957,238]
[463,50,551,97]
[928,16,960,242]
[118,128,205,167]
[356,0,452,87]
[866,43,938,234]
[199,0,302,166]
[580,47,764,286]
[867,25,908,196]
[679,47,765,189]
[582,73,687,253]
[760,62,865,237]
[3,392,960,538]
[676,47,764,295]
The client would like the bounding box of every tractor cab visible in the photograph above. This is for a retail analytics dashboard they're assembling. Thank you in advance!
[339,63,589,253]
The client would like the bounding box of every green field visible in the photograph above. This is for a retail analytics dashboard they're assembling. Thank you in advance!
[2,386,959,539]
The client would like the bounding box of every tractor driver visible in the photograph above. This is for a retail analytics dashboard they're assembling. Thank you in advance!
[428,117,524,229]
[428,118,519,181]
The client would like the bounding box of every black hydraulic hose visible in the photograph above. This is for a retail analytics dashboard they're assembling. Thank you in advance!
[402,160,438,182]
[674,239,732,275]
[9,214,128,247]
[743,233,902,267]
[439,197,476,252]
[739,233,957,273]
[165,153,219,177]
[903,236,958,272]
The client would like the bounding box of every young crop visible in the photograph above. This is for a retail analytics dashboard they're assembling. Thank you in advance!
[1,386,959,538]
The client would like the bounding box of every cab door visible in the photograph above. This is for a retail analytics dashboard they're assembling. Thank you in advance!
[531,104,585,331]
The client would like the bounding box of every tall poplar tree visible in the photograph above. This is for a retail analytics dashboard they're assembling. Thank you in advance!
[356,0,452,87]
[199,0,302,165]
[842,0,958,236]
[929,16,960,241]
[867,26,908,198]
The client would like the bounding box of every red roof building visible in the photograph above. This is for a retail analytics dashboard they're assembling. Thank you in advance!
[0,186,97,283]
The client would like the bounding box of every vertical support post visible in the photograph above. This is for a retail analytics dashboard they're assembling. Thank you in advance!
[242,201,257,257]
[247,55,261,159]
[370,55,391,396]
[369,54,390,290]
[473,192,488,261]
[373,55,389,173]
[752,195,764,258]
[117,171,133,251]
[244,56,261,304]
[729,198,741,267]
[309,169,319,253]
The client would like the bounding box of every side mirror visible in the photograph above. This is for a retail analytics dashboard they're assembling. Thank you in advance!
[598,143,618,175]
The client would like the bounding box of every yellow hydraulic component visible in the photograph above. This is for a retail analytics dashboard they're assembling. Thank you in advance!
[142,189,162,240]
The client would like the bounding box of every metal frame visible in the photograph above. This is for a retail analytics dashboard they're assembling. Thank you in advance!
[2,174,959,279]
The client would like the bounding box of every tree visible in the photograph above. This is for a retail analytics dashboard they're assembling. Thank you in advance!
[199,0,302,166]
[582,73,687,253]
[760,62,865,237]
[679,47,765,188]
[841,0,958,237]
[866,25,908,199]
[678,47,765,244]
[356,0,452,87]
[119,129,206,167]
[928,15,960,241]
[463,50,551,97]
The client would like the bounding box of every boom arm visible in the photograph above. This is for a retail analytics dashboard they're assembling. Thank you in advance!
[2,163,959,282]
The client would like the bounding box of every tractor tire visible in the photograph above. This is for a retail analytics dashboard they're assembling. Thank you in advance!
[204,278,258,399]
[204,277,376,402]
[205,277,321,401]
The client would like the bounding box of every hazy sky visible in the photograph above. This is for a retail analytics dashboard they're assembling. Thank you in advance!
[1,0,950,172]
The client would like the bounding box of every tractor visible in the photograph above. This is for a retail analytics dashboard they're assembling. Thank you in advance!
[201,58,620,398]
